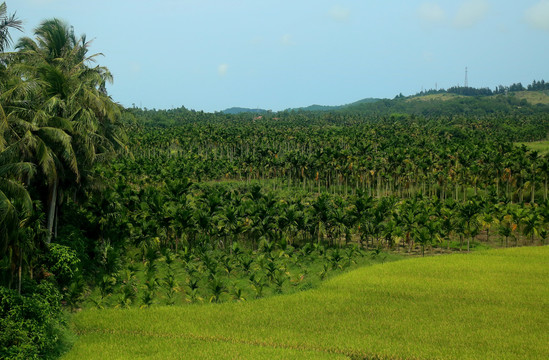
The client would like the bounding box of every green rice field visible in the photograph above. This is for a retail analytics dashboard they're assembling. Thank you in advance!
[63,247,549,360]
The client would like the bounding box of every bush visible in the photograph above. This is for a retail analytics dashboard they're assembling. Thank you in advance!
[45,243,81,289]
[0,281,69,359]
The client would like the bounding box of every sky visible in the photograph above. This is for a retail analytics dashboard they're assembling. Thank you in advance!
[10,0,549,112]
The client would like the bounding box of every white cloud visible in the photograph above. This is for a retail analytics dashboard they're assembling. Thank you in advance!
[418,2,446,25]
[281,34,295,46]
[329,5,351,22]
[218,64,228,76]
[524,0,549,31]
[453,0,490,28]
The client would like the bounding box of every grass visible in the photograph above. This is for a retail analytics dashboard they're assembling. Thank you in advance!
[406,93,463,102]
[512,91,549,105]
[408,90,549,105]
[515,140,549,155]
[63,246,549,359]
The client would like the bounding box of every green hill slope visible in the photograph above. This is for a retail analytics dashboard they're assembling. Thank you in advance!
[63,247,549,360]
[340,91,549,116]
[511,90,549,105]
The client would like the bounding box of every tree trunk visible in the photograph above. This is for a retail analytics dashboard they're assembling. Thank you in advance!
[18,247,22,295]
[46,180,58,243]
[54,204,58,239]
[531,180,535,204]
[543,177,547,201]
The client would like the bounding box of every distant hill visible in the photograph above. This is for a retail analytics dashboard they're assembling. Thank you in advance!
[405,93,464,102]
[340,91,549,116]
[510,91,549,105]
[292,104,342,112]
[220,91,549,116]
[346,97,382,106]
[222,107,269,114]
[222,98,381,114]
[404,91,549,106]
[287,98,381,112]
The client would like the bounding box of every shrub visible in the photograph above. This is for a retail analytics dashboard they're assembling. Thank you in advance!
[0,281,69,359]
[45,243,81,289]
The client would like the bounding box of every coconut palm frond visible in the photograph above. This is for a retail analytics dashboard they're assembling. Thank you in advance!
[0,161,35,179]
[0,2,23,52]
[37,126,78,178]
[34,137,57,183]
[0,178,32,216]
[47,116,73,132]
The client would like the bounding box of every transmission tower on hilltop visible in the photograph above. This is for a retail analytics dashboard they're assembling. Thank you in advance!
[464,67,469,88]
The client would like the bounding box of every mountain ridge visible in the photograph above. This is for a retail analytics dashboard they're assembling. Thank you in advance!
[221,97,381,114]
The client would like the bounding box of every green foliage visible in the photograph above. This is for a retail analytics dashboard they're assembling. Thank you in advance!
[0,281,69,360]
[81,242,394,309]
[45,244,80,289]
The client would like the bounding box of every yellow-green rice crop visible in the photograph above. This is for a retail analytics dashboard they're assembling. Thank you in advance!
[63,247,549,359]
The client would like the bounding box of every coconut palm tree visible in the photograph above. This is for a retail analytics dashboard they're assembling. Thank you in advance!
[0,141,35,292]
[11,19,125,242]
[0,2,22,53]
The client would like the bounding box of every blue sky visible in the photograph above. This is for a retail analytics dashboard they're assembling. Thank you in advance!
[11,0,549,112]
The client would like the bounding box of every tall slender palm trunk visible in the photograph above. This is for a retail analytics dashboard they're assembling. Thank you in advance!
[46,179,58,243]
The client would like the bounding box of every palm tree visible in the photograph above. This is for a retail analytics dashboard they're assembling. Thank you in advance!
[11,19,125,242]
[522,207,542,245]
[0,2,22,53]
[458,199,481,252]
[527,150,540,204]
[312,194,330,245]
[539,156,549,201]
[0,141,35,292]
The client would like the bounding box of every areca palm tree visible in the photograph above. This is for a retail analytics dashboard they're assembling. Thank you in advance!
[522,207,542,245]
[458,199,481,252]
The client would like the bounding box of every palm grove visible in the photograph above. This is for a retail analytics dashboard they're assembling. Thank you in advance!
[2,2,549,359]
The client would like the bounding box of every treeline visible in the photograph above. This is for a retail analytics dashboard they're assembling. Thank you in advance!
[417,79,549,97]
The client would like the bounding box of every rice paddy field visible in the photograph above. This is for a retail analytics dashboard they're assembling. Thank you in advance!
[62,247,549,360]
